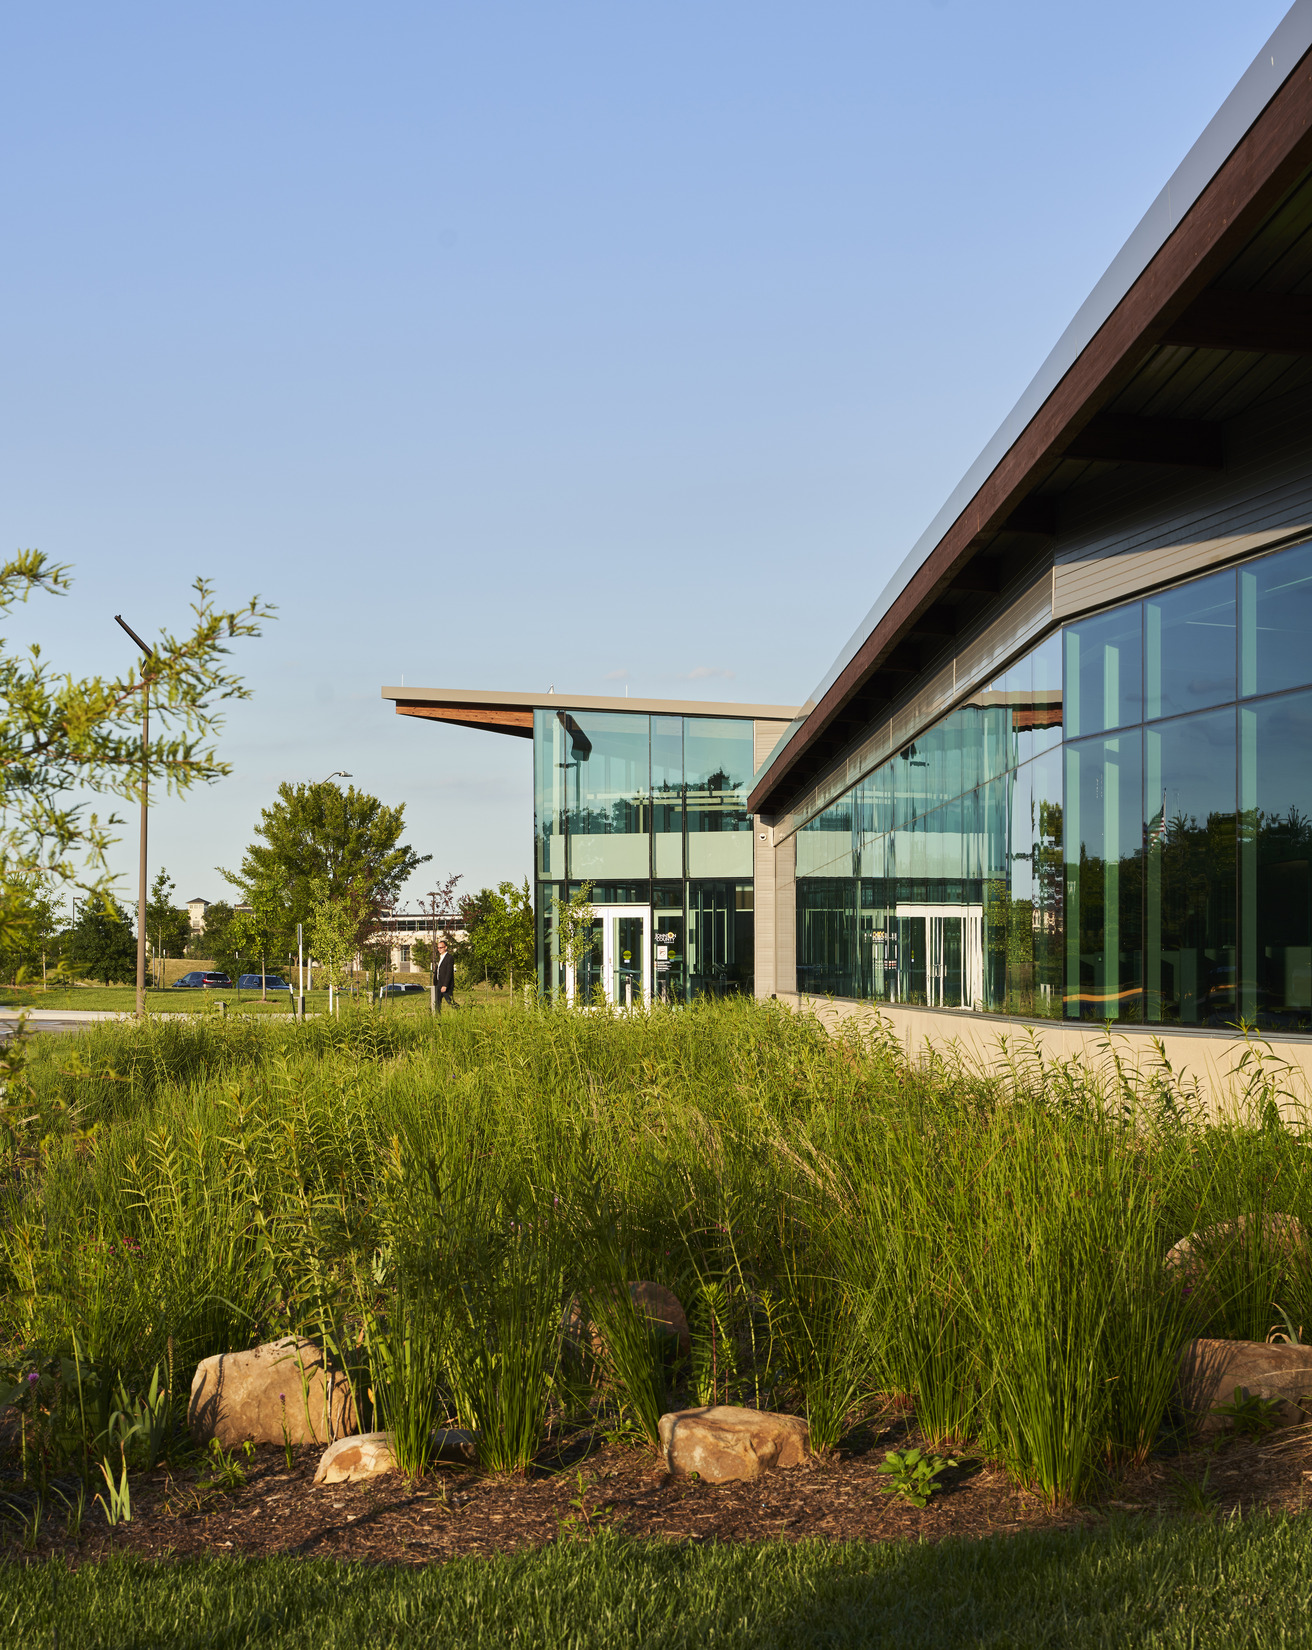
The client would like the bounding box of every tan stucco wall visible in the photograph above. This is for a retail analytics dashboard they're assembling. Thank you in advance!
[778,993,1312,1117]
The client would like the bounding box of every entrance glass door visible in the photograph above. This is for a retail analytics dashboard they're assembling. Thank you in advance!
[611,914,646,1007]
[569,905,650,1006]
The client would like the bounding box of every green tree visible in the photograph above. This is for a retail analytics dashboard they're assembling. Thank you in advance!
[227,890,293,1000]
[64,895,137,986]
[465,880,534,992]
[0,873,61,986]
[220,781,430,945]
[197,900,241,980]
[306,878,366,1009]
[145,870,191,983]
[0,551,272,952]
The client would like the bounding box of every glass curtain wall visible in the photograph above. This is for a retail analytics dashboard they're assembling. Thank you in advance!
[534,709,755,997]
[795,536,1312,1032]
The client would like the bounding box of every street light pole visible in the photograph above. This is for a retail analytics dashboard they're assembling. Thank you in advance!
[114,614,154,1020]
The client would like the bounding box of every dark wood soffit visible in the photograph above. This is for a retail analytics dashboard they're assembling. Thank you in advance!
[1064,414,1224,468]
[750,54,1312,816]
[1164,288,1312,353]
[395,704,534,738]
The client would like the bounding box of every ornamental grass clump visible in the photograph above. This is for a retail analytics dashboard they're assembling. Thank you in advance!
[1,995,1310,1505]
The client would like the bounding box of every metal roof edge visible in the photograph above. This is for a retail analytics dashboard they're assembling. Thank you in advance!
[382,686,798,720]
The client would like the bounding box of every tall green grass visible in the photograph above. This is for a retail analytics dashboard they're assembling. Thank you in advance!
[4,999,1310,1500]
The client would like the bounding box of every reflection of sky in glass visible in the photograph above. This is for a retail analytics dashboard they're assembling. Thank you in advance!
[1146,569,1235,721]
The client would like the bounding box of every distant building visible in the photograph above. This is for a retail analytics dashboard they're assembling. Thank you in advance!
[186,898,210,933]
[367,909,465,973]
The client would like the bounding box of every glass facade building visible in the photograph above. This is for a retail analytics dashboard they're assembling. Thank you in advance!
[795,538,1312,1031]
[534,707,758,1000]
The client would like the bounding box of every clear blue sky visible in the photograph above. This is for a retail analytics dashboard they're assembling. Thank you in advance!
[1,0,1293,910]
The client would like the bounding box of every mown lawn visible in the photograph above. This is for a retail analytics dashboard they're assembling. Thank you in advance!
[0,982,513,1015]
[8,1517,1312,1649]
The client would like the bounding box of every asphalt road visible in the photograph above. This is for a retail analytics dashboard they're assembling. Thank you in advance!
[0,1009,127,1038]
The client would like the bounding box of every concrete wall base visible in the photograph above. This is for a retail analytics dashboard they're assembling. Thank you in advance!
[777,993,1312,1118]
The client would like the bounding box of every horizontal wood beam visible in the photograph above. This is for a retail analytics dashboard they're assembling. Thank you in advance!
[1162,287,1312,354]
[1063,414,1224,468]
[395,704,534,737]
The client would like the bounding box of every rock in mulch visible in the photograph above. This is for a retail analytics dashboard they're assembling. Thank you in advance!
[189,1338,359,1447]
[314,1432,398,1485]
[431,1427,479,1465]
[659,1405,811,1484]
[1178,1337,1312,1434]
[1164,1214,1309,1293]
[312,1426,478,1485]
[563,1282,691,1360]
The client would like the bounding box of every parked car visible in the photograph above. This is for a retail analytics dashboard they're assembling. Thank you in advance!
[172,971,233,989]
[237,974,291,991]
[380,982,426,996]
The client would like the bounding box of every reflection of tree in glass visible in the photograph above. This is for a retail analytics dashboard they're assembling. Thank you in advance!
[568,794,649,836]
[688,768,748,832]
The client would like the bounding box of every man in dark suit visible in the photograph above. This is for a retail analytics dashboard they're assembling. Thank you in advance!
[433,937,457,1011]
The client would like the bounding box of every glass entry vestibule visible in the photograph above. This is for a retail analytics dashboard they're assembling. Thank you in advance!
[535,705,761,1000]
[570,905,652,1007]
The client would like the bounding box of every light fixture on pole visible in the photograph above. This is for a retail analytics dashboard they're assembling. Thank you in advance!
[320,771,352,784]
[114,614,154,1020]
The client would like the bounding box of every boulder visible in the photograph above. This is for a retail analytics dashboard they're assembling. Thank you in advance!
[563,1282,691,1360]
[630,1282,692,1358]
[1164,1214,1309,1294]
[312,1426,478,1486]
[431,1427,479,1465]
[314,1431,397,1485]
[659,1405,811,1484]
[189,1338,359,1447]
[1177,1337,1312,1434]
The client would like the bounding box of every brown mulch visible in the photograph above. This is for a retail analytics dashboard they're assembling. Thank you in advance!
[7,1412,1312,1567]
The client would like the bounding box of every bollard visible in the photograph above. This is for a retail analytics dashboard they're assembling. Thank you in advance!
[430,982,438,1015]
[297,992,306,1020]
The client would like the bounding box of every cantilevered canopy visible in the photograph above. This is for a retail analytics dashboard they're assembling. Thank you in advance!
[382,686,797,740]
[750,1,1312,819]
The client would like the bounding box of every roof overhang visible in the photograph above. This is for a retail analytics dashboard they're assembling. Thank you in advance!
[749,1,1312,818]
[383,686,797,740]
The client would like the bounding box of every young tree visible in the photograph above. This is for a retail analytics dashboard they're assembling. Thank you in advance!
[197,900,241,980]
[466,880,534,992]
[415,874,463,979]
[145,870,192,985]
[220,780,430,944]
[0,551,272,952]
[550,881,596,1003]
[457,888,496,984]
[64,895,137,986]
[358,900,395,997]
[306,878,367,1010]
[227,890,292,1000]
